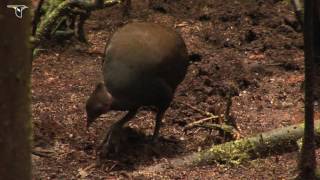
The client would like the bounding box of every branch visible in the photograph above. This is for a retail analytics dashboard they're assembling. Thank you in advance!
[184,116,221,131]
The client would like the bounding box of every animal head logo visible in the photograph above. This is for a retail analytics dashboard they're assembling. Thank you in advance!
[7,5,28,19]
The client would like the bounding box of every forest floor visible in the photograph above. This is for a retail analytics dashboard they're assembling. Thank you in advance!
[31,0,319,179]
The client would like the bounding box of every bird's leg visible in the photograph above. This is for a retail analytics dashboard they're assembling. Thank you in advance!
[151,80,173,142]
[99,109,137,158]
[152,109,166,141]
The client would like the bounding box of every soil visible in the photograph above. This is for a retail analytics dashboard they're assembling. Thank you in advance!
[31,0,317,179]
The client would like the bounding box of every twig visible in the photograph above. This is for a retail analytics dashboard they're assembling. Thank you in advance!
[223,92,241,139]
[195,123,241,139]
[177,99,240,138]
[224,92,232,125]
[194,123,234,134]
[177,100,224,131]
[184,115,222,131]
[83,163,96,171]
[106,162,119,172]
[31,148,54,158]
[176,100,215,117]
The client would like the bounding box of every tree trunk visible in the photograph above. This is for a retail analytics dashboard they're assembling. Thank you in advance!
[298,0,320,179]
[0,1,32,180]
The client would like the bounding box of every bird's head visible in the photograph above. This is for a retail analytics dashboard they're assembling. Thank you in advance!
[85,82,113,128]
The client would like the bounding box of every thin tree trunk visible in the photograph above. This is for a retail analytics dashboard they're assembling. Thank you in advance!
[298,0,319,179]
[0,1,32,180]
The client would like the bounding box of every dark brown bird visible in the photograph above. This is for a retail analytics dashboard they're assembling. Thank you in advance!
[86,22,189,157]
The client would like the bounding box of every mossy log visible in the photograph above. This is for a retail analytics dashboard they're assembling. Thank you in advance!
[33,0,119,46]
[136,121,320,174]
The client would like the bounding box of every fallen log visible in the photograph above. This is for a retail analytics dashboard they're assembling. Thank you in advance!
[33,0,119,46]
[134,120,320,175]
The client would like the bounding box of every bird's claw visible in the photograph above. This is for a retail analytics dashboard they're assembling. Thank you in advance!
[98,125,124,159]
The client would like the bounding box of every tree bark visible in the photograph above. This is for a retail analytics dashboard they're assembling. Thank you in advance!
[0,1,32,180]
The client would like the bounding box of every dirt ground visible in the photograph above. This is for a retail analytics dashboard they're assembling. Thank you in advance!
[31,0,318,179]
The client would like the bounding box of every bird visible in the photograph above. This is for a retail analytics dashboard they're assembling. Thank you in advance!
[86,22,189,158]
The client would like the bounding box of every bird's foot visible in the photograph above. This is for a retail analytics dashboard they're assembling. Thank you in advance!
[97,125,126,160]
